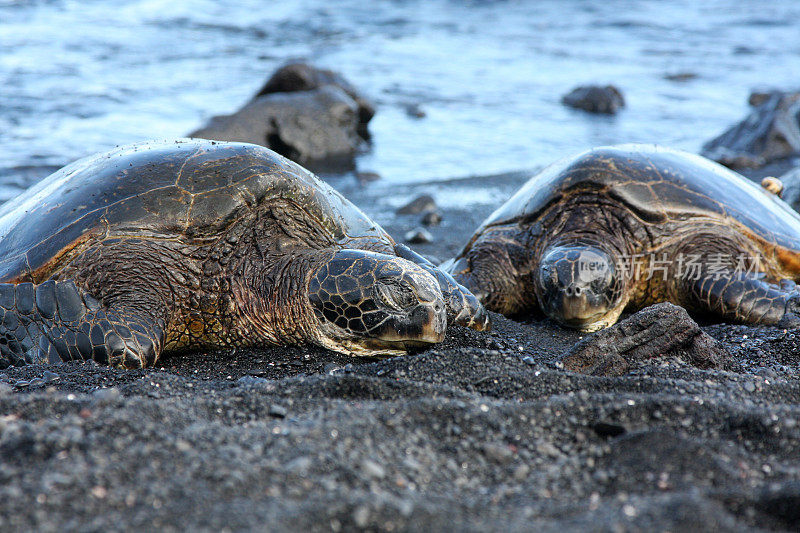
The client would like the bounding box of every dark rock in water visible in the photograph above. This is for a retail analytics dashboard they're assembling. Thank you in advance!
[562,302,728,376]
[421,210,442,227]
[191,64,375,172]
[396,194,437,215]
[191,86,363,172]
[664,72,698,82]
[405,228,434,244]
[561,84,625,114]
[355,171,381,184]
[256,63,375,129]
[701,90,800,169]
[404,103,426,119]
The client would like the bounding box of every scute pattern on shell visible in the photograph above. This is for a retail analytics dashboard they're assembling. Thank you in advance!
[473,144,800,256]
[0,139,393,283]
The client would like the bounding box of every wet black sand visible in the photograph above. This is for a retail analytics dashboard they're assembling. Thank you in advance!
[1,171,800,532]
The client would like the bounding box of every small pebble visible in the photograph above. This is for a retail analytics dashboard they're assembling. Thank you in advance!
[353,506,370,528]
[483,443,513,464]
[761,176,784,196]
[238,375,267,386]
[323,363,341,374]
[743,381,756,393]
[592,421,626,438]
[92,387,121,402]
[269,404,288,418]
[405,228,433,244]
[285,456,313,473]
[536,441,561,458]
[513,463,530,481]
[361,459,386,479]
[42,371,60,383]
[421,211,442,227]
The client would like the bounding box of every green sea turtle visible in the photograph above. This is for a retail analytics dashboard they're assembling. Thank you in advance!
[444,144,800,332]
[0,139,488,369]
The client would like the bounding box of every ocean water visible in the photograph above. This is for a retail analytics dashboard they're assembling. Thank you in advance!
[2,0,800,201]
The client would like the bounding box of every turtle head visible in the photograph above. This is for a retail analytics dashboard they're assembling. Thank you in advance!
[535,245,627,332]
[308,250,447,356]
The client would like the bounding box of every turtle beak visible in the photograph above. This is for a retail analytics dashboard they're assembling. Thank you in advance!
[423,301,448,341]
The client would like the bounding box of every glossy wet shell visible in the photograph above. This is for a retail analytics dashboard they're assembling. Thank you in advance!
[0,139,391,282]
[473,144,800,268]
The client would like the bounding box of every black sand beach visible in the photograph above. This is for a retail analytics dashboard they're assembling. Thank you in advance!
[1,170,799,532]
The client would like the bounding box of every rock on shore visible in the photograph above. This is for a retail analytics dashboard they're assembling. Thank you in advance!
[190,63,374,172]
[702,90,800,169]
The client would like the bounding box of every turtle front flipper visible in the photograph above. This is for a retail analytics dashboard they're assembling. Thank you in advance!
[0,280,165,369]
[393,243,490,331]
[681,270,800,327]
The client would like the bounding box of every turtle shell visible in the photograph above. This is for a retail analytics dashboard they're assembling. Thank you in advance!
[0,139,392,282]
[474,144,800,266]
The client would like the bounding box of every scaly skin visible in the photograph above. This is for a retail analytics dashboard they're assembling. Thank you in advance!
[0,200,451,368]
[449,201,800,330]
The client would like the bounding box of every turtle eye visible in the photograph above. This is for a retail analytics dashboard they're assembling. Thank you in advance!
[375,279,418,311]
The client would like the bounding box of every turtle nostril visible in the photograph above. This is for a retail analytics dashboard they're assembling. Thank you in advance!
[574,286,583,296]
[564,286,573,297]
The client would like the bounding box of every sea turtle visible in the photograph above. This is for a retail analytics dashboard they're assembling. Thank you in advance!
[444,144,800,332]
[0,139,488,369]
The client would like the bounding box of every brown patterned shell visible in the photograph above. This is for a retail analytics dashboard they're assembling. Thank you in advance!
[0,139,393,282]
[471,144,800,269]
